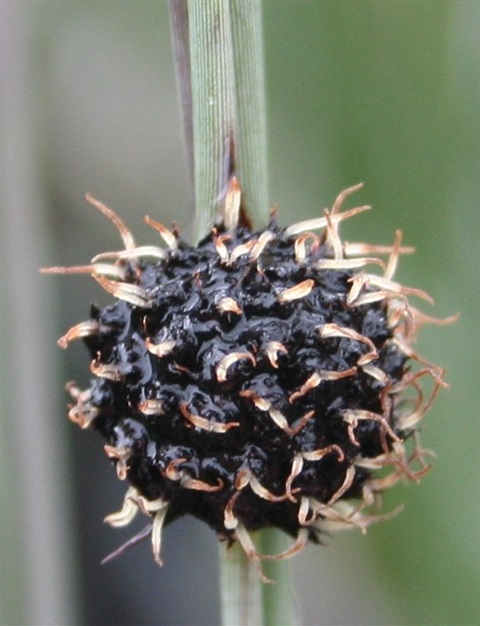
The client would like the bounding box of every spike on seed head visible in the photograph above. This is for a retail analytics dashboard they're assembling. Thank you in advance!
[85,193,136,251]
[44,184,453,574]
[223,176,242,231]
[144,215,178,249]
[216,351,256,383]
[216,297,243,315]
[278,279,314,303]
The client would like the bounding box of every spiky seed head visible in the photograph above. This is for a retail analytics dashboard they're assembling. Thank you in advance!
[44,182,454,575]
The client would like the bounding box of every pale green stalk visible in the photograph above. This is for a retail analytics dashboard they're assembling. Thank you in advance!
[260,529,297,626]
[188,0,235,242]
[229,0,269,225]
[171,1,295,624]
[219,541,262,626]
[229,3,294,623]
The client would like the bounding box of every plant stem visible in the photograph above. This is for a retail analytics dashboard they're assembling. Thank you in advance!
[188,0,235,242]
[229,0,269,226]
[219,541,262,626]
[260,529,297,626]
[169,0,194,193]
[170,1,294,624]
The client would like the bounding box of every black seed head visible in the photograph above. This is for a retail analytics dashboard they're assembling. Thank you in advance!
[45,182,453,574]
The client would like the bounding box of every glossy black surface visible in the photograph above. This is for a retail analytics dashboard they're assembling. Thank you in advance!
[81,223,406,540]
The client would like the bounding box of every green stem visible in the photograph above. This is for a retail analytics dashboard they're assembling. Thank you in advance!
[171,1,294,624]
[169,0,194,192]
[219,541,262,626]
[189,0,235,242]
[229,0,269,226]
[260,529,297,626]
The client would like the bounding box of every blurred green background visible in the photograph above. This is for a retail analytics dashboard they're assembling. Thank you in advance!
[1,1,478,625]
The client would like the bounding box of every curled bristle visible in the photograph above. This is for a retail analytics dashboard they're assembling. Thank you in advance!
[85,193,136,250]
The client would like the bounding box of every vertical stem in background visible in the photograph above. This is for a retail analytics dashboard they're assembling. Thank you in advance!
[188,0,235,242]
[1,4,77,625]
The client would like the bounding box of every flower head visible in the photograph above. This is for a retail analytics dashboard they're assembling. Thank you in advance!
[43,181,453,579]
